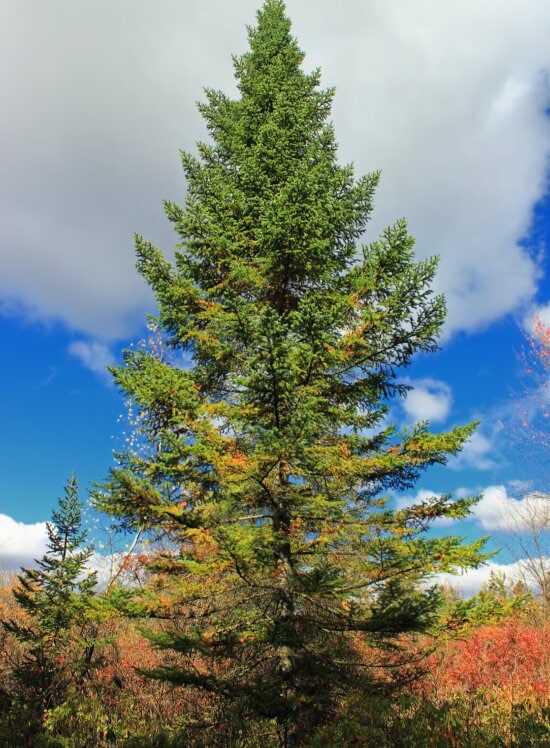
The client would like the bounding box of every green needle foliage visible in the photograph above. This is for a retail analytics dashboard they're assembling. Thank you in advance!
[2,475,98,736]
[96,0,489,739]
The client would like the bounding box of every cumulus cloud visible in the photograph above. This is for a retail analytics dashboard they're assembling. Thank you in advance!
[471,485,514,529]
[313,0,549,337]
[394,488,456,526]
[523,301,550,335]
[0,1,549,339]
[470,484,550,531]
[0,514,48,570]
[449,430,496,471]
[68,339,115,379]
[402,378,452,423]
[87,551,128,590]
[0,512,140,587]
[435,559,540,597]
[536,303,550,329]
[0,508,544,598]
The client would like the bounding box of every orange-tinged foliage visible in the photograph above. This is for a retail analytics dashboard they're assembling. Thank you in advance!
[424,616,550,701]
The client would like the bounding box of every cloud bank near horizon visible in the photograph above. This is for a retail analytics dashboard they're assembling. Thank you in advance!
[0,0,549,343]
[0,513,48,570]
[1,484,546,596]
[0,508,529,596]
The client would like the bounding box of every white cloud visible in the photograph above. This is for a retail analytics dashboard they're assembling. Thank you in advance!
[507,479,534,495]
[313,0,549,337]
[470,484,550,531]
[87,551,127,591]
[472,485,513,529]
[0,509,544,599]
[0,512,138,587]
[68,340,115,379]
[536,303,550,329]
[435,559,539,597]
[402,379,452,423]
[0,1,548,338]
[395,488,441,511]
[394,488,455,526]
[454,486,474,500]
[449,430,496,471]
[524,301,550,335]
[0,514,48,570]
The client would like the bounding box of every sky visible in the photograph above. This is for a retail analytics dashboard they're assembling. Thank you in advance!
[0,0,549,594]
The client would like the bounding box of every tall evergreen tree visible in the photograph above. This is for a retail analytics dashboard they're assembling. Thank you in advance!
[97,1,488,740]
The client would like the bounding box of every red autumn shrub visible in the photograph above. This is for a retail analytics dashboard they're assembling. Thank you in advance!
[433,617,549,698]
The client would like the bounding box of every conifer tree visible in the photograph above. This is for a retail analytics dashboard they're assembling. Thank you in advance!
[3,475,97,731]
[97,1,489,739]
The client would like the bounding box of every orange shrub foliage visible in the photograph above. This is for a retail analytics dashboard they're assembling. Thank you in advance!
[428,617,549,700]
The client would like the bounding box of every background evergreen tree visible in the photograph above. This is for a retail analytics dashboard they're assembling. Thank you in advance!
[96,1,489,740]
[2,475,97,737]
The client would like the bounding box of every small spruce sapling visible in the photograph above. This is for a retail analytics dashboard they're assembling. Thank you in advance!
[2,475,97,728]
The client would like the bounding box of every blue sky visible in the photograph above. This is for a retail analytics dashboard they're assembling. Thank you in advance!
[1,0,548,593]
